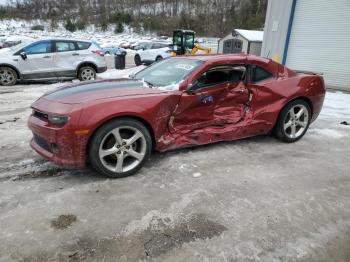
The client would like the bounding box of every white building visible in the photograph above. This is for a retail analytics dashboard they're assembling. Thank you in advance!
[261,0,350,90]
[218,29,264,56]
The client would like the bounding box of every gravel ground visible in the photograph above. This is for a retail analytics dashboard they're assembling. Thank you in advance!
[0,78,349,262]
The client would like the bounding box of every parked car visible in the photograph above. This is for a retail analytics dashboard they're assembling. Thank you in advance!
[101,44,126,55]
[28,54,325,178]
[119,41,133,49]
[134,41,171,66]
[0,38,107,86]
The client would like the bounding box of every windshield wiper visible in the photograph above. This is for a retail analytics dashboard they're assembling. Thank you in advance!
[140,79,154,88]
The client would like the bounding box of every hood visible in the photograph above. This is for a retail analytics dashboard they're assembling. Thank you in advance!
[0,48,11,55]
[43,79,167,104]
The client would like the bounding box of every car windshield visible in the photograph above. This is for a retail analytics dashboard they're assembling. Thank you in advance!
[133,58,203,90]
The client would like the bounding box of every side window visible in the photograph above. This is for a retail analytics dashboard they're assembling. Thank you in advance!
[24,41,52,55]
[55,41,76,52]
[195,65,246,90]
[152,43,161,49]
[252,66,273,82]
[76,41,91,50]
[184,34,194,49]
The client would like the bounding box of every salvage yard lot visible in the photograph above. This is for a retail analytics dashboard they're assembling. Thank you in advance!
[0,79,350,261]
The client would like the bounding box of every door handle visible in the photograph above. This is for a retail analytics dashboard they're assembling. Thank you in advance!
[43,55,51,58]
[72,53,80,56]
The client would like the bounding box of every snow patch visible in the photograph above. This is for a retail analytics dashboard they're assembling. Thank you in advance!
[320,92,350,120]
[193,172,202,178]
[98,66,145,79]
[308,128,345,139]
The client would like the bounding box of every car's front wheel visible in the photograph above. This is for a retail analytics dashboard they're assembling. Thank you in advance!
[274,99,311,142]
[89,118,152,178]
[78,66,96,81]
[0,67,17,86]
[134,54,142,66]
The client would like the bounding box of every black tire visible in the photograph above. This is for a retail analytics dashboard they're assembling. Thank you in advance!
[0,66,17,86]
[134,54,142,66]
[88,118,152,178]
[78,66,96,81]
[156,56,163,62]
[274,99,312,143]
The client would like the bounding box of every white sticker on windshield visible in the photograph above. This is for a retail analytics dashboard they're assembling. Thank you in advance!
[175,64,194,71]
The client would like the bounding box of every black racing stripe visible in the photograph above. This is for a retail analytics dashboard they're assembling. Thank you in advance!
[45,79,144,100]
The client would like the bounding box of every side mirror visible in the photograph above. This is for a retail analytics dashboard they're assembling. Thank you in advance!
[186,82,199,93]
[186,83,193,92]
[20,52,27,60]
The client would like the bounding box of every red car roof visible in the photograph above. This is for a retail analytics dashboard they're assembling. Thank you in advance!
[174,53,272,65]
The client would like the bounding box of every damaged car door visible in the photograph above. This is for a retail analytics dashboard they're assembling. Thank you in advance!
[170,65,250,133]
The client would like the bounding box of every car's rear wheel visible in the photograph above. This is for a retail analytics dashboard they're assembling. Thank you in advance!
[274,99,311,142]
[0,67,17,86]
[156,56,163,62]
[134,54,142,66]
[89,118,152,178]
[78,66,96,81]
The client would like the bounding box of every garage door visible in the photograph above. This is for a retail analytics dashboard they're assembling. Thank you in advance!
[286,0,350,89]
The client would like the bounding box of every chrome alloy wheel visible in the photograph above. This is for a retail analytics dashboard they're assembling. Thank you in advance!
[283,104,309,139]
[0,67,16,86]
[98,126,147,173]
[80,68,95,81]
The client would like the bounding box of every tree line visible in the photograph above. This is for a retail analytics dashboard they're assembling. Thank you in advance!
[1,0,267,36]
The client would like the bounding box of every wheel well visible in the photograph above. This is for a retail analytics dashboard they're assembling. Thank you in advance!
[77,62,97,76]
[86,116,156,155]
[273,96,313,132]
[287,96,313,116]
[0,64,21,79]
[156,55,163,59]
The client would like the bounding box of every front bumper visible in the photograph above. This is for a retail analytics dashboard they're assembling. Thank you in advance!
[27,104,88,169]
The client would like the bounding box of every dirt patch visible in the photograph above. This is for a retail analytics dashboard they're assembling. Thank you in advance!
[70,213,226,261]
[0,117,20,125]
[143,213,227,258]
[23,213,226,261]
[12,168,64,181]
[51,214,77,230]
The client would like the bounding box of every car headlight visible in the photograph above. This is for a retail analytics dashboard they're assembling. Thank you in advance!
[48,115,69,125]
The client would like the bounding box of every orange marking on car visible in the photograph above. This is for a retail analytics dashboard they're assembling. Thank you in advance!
[75,130,90,135]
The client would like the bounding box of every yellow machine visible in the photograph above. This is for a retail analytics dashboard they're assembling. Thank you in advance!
[191,43,211,55]
[171,29,211,56]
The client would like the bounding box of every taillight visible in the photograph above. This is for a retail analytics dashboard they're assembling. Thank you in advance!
[92,50,105,57]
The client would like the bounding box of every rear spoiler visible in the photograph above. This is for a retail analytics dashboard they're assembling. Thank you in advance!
[294,70,323,75]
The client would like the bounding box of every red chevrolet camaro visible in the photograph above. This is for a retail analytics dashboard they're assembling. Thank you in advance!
[28,54,325,178]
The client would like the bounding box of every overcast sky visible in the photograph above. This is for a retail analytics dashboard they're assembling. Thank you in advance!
[0,0,10,6]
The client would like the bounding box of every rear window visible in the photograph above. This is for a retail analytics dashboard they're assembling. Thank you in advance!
[252,66,273,82]
[152,43,162,49]
[77,41,91,50]
[55,41,76,52]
